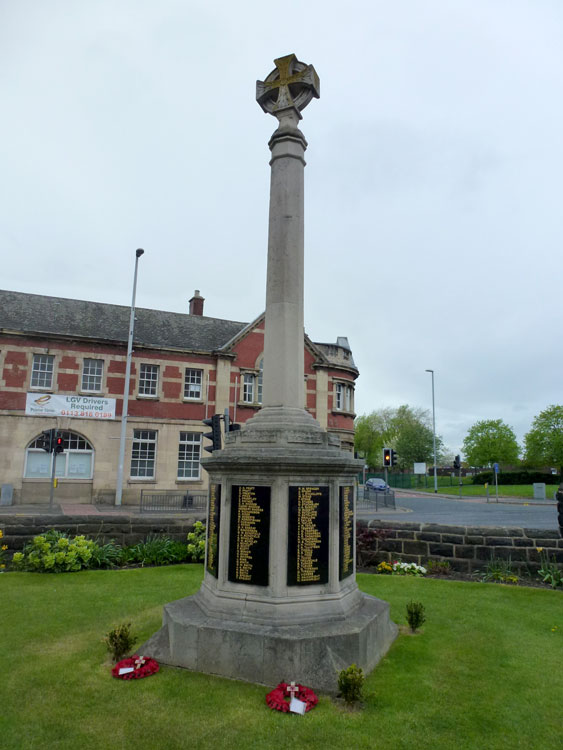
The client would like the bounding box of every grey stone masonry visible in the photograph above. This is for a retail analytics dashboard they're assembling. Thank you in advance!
[0,514,203,555]
[358,519,563,573]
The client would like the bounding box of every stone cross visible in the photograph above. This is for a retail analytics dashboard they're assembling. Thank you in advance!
[257,54,320,119]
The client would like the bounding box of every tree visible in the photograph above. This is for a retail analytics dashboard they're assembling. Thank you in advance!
[462,419,520,467]
[355,405,442,470]
[524,405,563,475]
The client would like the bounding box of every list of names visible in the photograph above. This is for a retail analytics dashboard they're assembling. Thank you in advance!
[287,485,329,586]
[339,485,354,579]
[206,483,221,577]
[228,485,270,586]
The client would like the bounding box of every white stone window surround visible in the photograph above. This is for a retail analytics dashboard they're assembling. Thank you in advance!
[177,432,202,480]
[183,368,203,400]
[138,363,160,398]
[24,431,94,479]
[130,429,157,479]
[81,358,104,393]
[240,359,264,406]
[333,379,355,414]
[30,353,55,390]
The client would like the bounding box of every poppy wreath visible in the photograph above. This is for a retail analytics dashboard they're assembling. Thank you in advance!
[111,655,159,680]
[265,682,318,712]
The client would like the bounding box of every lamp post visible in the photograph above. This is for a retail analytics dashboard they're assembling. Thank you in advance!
[425,369,438,494]
[115,248,145,506]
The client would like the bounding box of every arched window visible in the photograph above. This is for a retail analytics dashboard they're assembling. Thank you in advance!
[25,431,94,479]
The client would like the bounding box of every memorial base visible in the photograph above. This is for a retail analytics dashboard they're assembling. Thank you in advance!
[140,591,398,693]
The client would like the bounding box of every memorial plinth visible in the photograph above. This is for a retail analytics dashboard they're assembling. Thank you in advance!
[141,54,397,692]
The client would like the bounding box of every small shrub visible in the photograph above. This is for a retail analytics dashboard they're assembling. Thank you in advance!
[169,540,190,562]
[426,559,451,576]
[377,561,392,574]
[11,530,98,573]
[356,527,390,550]
[406,601,426,632]
[121,534,177,566]
[104,622,137,663]
[187,521,206,562]
[338,663,364,704]
[537,548,563,588]
[477,554,518,584]
[0,529,7,570]
[90,540,122,569]
[392,561,426,577]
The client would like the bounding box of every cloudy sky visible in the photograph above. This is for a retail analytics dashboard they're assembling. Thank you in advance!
[2,0,562,455]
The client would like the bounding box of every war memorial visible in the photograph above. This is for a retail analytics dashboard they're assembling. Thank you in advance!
[142,54,397,692]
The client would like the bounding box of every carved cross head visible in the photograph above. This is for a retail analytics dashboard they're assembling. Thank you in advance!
[256,54,320,120]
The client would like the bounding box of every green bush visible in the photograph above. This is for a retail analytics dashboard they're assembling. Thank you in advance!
[476,554,519,584]
[406,601,426,632]
[472,470,559,486]
[119,534,178,567]
[11,530,98,573]
[90,540,122,569]
[187,521,206,562]
[103,622,137,663]
[537,549,563,588]
[337,663,365,704]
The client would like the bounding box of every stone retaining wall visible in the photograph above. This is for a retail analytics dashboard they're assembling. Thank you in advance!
[0,514,203,553]
[358,519,563,573]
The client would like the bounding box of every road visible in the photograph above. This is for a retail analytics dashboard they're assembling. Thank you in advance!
[359,493,559,530]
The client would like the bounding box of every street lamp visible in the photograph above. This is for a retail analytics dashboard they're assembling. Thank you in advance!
[425,369,438,494]
[115,248,145,505]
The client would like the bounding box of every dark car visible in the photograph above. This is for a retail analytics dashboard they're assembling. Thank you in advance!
[365,478,390,492]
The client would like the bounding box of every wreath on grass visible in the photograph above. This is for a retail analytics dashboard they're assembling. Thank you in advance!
[265,682,318,713]
[112,655,159,680]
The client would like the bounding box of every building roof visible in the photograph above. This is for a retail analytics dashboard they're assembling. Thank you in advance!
[0,290,247,352]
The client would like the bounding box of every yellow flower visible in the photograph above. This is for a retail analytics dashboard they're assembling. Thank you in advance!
[0,530,3,538]
[536,547,543,553]
[1,545,7,551]
[0,564,5,569]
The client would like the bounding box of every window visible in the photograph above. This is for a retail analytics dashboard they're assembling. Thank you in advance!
[139,363,159,396]
[335,383,343,410]
[242,373,255,403]
[31,354,54,389]
[335,382,354,412]
[81,359,103,392]
[131,430,157,479]
[25,431,94,479]
[242,360,263,405]
[184,369,202,400]
[177,432,201,479]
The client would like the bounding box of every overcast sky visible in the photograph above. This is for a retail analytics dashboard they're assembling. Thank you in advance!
[2,0,562,455]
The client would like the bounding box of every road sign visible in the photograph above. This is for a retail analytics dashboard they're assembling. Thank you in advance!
[493,463,499,474]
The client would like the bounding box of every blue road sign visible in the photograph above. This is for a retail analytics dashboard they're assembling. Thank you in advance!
[493,462,499,474]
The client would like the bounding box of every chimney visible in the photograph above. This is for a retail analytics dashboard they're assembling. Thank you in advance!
[189,290,205,316]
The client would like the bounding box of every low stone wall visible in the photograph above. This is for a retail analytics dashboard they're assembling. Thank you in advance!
[358,519,563,573]
[0,514,204,553]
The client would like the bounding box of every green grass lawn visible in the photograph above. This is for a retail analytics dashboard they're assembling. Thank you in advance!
[2,566,562,749]
[413,483,559,499]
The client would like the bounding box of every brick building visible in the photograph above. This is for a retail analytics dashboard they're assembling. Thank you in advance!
[0,289,358,505]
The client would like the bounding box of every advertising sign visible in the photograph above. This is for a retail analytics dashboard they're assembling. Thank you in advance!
[25,393,116,420]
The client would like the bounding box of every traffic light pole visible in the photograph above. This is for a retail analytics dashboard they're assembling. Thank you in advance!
[49,444,56,509]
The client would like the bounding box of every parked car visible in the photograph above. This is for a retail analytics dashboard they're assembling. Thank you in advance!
[365,478,390,492]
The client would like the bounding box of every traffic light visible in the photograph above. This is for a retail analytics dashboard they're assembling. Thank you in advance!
[391,449,398,466]
[383,448,391,467]
[203,415,222,453]
[37,430,53,452]
[453,455,461,470]
[54,432,65,454]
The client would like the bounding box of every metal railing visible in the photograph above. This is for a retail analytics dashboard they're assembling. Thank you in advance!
[357,486,396,511]
[139,490,207,513]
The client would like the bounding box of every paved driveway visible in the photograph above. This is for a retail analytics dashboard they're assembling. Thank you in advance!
[359,493,559,529]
